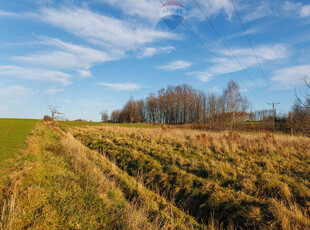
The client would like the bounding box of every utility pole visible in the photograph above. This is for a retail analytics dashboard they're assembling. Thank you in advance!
[267,102,280,129]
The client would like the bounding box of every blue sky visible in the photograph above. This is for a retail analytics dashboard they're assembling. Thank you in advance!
[0,0,310,121]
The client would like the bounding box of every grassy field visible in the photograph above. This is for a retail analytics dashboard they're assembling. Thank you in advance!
[59,120,159,129]
[1,121,310,229]
[0,122,202,229]
[0,119,37,162]
[70,125,310,229]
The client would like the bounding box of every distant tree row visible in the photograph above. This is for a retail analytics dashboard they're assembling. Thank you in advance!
[110,80,249,126]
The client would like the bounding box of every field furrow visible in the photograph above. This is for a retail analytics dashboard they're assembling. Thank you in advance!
[68,125,310,229]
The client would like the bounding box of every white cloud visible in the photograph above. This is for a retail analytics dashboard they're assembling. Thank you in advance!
[191,44,289,82]
[12,37,119,72]
[283,1,302,12]
[137,46,175,59]
[301,5,310,17]
[158,60,193,71]
[0,9,17,17]
[100,0,233,23]
[0,85,34,98]
[272,65,310,88]
[282,2,310,18]
[0,65,71,85]
[38,7,176,52]
[77,70,92,78]
[243,1,273,22]
[46,88,64,95]
[187,71,213,82]
[98,82,141,91]
[191,0,234,19]
[100,0,161,24]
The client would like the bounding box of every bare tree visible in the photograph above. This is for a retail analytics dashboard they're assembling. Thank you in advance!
[47,104,62,120]
[111,110,121,123]
[101,111,109,122]
[110,82,250,128]
[295,76,310,110]
[293,76,310,135]
[124,97,140,123]
[222,81,248,125]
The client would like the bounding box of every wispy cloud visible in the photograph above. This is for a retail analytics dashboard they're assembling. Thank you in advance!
[301,5,310,17]
[98,82,141,91]
[102,0,235,23]
[0,85,34,98]
[189,44,289,82]
[37,7,176,52]
[158,60,193,71]
[186,71,213,82]
[46,88,64,95]
[191,0,234,20]
[0,65,72,85]
[0,9,17,17]
[12,37,118,76]
[271,65,310,89]
[77,70,92,78]
[99,0,161,24]
[243,1,273,22]
[137,46,175,59]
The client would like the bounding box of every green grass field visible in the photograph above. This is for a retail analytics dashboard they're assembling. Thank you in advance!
[0,118,37,162]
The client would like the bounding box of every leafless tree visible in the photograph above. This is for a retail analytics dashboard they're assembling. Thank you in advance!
[111,110,121,123]
[295,76,310,110]
[222,80,248,125]
[111,81,249,127]
[293,76,310,135]
[101,111,109,122]
[124,97,140,123]
[47,104,62,120]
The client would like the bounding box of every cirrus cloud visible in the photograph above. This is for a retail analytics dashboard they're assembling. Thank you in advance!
[98,82,142,91]
[157,60,193,71]
[272,65,310,89]
[0,65,72,85]
[0,85,34,98]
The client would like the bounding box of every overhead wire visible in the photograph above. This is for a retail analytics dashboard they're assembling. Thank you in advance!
[158,0,267,103]
[192,0,256,82]
[191,0,271,103]
[230,0,267,81]
[230,0,280,103]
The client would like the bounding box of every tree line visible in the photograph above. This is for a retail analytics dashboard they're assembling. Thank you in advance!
[107,80,249,126]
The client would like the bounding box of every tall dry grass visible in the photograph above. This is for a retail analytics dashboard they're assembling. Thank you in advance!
[69,125,310,229]
[1,122,204,229]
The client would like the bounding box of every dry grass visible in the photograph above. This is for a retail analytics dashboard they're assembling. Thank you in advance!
[0,122,203,229]
[1,121,309,229]
[68,125,310,229]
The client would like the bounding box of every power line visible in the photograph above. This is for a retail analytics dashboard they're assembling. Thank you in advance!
[230,0,281,103]
[191,0,271,103]
[192,0,256,83]
[158,0,237,75]
[230,0,269,84]
[158,0,267,103]
[267,102,280,125]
